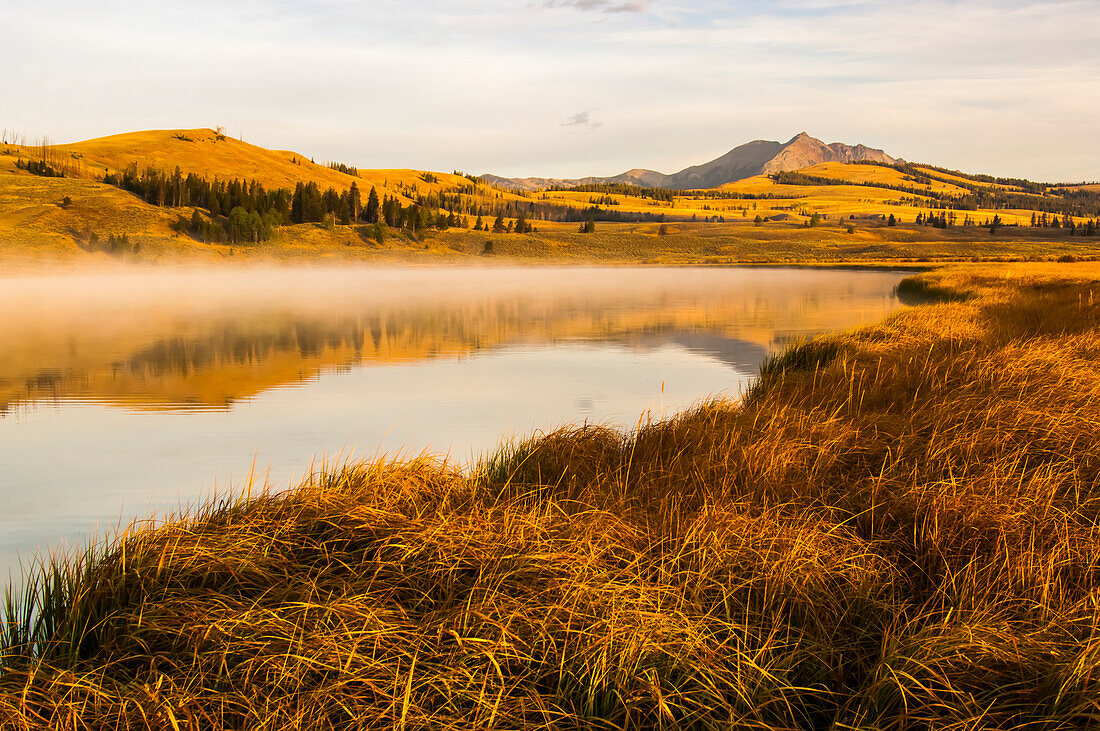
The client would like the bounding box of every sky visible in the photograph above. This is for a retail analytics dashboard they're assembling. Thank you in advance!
[4,0,1099,182]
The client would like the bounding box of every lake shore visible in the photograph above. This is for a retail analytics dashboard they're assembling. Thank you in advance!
[5,221,1100,274]
[4,262,1100,728]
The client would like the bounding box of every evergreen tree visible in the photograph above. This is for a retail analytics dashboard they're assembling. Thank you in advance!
[291,182,305,223]
[365,186,380,223]
[348,182,362,222]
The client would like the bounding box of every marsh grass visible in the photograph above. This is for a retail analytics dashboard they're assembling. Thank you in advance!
[5,263,1100,728]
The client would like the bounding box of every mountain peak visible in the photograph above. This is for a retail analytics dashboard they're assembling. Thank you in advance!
[484,132,897,191]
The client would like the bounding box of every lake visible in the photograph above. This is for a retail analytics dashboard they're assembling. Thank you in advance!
[0,265,908,583]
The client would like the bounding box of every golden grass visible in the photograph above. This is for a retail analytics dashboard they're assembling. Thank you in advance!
[443,224,1100,266]
[3,131,1098,264]
[4,262,1100,728]
[63,129,360,193]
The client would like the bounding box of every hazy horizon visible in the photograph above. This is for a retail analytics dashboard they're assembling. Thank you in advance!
[5,0,1100,183]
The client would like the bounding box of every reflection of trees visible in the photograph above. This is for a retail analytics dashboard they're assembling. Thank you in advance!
[3,278,904,411]
[121,321,368,377]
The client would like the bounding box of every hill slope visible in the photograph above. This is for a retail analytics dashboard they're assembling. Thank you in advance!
[63,128,362,192]
[484,132,897,191]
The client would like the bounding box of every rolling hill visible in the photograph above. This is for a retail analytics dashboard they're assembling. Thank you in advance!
[63,128,362,192]
[482,132,897,191]
[1,126,1097,265]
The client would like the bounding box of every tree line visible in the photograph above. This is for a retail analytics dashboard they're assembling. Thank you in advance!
[860,161,1100,216]
[780,165,1100,218]
[913,208,1099,236]
[773,170,937,200]
[549,183,676,203]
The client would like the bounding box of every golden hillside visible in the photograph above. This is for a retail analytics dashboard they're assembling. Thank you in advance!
[1,128,1097,264]
[63,128,359,191]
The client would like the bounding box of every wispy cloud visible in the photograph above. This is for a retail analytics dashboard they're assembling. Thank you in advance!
[561,110,604,130]
[544,0,648,13]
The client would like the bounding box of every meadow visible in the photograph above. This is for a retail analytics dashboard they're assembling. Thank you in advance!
[2,129,1099,268]
[4,262,1100,729]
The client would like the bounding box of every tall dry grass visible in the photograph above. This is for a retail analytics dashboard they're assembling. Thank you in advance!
[4,263,1100,729]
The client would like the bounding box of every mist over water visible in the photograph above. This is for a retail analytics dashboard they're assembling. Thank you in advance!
[0,265,908,583]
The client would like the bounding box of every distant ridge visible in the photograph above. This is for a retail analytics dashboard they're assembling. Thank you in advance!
[482,132,897,191]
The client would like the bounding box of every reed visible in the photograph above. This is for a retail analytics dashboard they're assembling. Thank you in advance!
[4,263,1100,729]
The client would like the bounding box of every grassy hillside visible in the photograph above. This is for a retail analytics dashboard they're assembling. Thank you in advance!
[64,129,361,192]
[1,128,1099,265]
[4,262,1100,727]
[62,129,501,209]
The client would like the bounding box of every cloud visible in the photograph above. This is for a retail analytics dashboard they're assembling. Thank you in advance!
[544,0,648,13]
[4,0,1100,181]
[561,110,604,130]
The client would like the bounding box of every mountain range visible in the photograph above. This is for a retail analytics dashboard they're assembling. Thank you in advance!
[481,132,897,191]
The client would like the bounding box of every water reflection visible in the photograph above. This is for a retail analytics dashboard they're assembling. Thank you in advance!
[0,266,906,412]
[0,265,909,582]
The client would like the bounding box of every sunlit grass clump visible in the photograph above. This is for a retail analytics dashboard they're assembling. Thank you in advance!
[5,263,1100,729]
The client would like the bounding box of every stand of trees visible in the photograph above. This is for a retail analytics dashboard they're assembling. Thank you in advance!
[105,165,378,242]
[1029,212,1099,236]
[16,158,64,177]
[105,165,292,222]
[327,162,359,176]
[83,232,139,256]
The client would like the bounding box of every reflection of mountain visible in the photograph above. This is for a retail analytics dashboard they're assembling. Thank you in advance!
[667,332,770,373]
[621,331,769,374]
[0,268,905,412]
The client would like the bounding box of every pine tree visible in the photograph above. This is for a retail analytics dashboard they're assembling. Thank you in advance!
[348,182,362,222]
[365,186,380,223]
[291,182,305,223]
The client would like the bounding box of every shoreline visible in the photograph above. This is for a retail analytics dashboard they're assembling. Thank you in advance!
[4,262,1100,727]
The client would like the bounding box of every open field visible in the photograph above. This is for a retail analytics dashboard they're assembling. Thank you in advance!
[434,222,1100,265]
[4,262,1100,728]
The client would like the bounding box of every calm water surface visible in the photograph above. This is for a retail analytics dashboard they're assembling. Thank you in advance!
[0,265,908,581]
